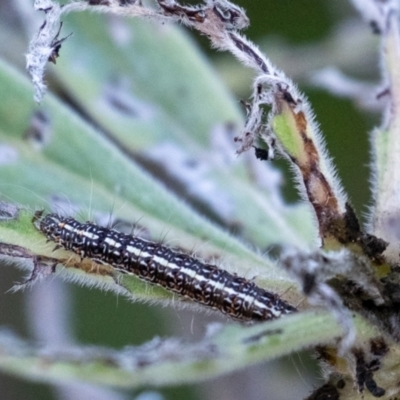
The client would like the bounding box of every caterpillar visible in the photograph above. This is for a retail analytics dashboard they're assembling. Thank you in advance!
[34,212,296,322]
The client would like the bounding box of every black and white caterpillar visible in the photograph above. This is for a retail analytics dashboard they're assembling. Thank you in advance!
[34,212,296,322]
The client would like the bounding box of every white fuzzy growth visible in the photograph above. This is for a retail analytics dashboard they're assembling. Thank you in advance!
[26,0,161,102]
[33,0,56,10]
[282,249,359,353]
[26,1,62,102]
[61,1,159,19]
[234,74,285,153]
[312,283,356,354]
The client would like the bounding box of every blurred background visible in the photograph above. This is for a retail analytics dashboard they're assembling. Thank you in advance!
[0,0,381,399]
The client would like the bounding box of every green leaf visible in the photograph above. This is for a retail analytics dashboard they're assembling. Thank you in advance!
[0,7,325,389]
[0,312,374,388]
[0,58,300,303]
[371,15,400,264]
[48,12,316,249]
